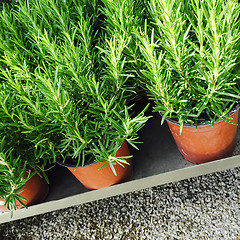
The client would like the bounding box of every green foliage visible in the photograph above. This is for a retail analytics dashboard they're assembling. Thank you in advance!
[0,138,34,215]
[0,83,51,213]
[137,0,240,129]
[0,0,149,175]
[101,0,148,90]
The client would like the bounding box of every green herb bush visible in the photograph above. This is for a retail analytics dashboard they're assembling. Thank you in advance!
[137,0,240,131]
[0,1,52,213]
[0,0,149,176]
[0,138,33,214]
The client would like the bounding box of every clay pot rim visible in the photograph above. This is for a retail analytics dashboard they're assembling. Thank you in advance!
[56,157,97,169]
[56,140,127,169]
[160,104,239,128]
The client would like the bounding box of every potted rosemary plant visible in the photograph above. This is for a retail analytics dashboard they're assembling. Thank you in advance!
[137,0,240,163]
[0,0,149,190]
[0,1,52,214]
[0,91,50,215]
[0,94,50,214]
[0,139,49,214]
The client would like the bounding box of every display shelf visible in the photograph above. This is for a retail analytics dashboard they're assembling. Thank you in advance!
[0,114,239,223]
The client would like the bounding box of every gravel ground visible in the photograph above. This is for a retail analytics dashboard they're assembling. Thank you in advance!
[0,166,240,240]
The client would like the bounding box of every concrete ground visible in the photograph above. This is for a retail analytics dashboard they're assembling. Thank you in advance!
[0,166,239,240]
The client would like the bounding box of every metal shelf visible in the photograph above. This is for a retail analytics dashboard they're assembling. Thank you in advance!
[1,114,239,223]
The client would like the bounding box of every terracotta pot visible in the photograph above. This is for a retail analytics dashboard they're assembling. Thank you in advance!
[60,140,133,190]
[166,109,239,164]
[0,168,49,212]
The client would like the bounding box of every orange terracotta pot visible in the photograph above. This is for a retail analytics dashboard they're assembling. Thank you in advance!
[166,109,239,164]
[65,141,133,190]
[0,168,49,212]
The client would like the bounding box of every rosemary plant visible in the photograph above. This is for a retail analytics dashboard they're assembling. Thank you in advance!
[0,104,47,214]
[0,92,50,213]
[101,0,148,93]
[0,1,52,213]
[137,0,240,130]
[0,0,149,175]
[0,139,31,214]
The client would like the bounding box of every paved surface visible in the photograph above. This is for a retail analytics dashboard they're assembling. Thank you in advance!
[0,166,239,240]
